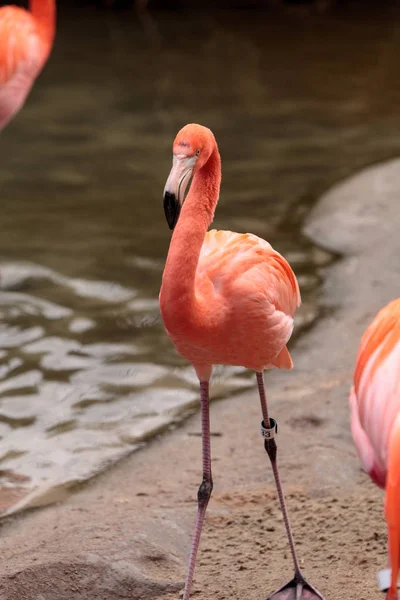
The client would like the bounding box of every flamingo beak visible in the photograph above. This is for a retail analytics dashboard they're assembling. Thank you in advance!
[163,154,196,230]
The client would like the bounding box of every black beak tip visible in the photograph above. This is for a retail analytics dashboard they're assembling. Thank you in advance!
[163,191,180,230]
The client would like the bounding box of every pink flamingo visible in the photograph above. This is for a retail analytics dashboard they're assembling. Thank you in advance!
[0,0,55,132]
[350,298,400,600]
[159,124,325,600]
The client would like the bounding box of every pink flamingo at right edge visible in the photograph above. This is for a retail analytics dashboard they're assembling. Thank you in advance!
[0,0,55,132]
[350,297,400,600]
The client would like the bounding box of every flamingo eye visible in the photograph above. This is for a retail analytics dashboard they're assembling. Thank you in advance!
[196,149,201,156]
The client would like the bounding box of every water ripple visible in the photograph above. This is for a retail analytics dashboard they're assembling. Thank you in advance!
[0,260,255,515]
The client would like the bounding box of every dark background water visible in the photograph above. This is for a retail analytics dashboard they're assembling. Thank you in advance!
[1,0,400,509]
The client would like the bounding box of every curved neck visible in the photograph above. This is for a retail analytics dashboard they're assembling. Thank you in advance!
[29,0,56,46]
[162,146,221,307]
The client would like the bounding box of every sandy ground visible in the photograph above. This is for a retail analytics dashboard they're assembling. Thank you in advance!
[0,159,399,600]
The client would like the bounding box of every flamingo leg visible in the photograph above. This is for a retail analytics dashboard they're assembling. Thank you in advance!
[182,380,213,600]
[256,371,325,600]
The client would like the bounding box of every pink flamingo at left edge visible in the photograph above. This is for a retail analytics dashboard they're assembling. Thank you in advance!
[159,124,325,600]
[350,298,400,600]
[0,0,55,132]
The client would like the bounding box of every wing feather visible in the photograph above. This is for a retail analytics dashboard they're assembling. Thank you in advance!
[0,7,42,85]
[164,229,301,371]
[199,229,301,317]
[351,298,400,484]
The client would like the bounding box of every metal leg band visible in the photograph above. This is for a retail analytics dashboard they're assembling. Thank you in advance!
[260,417,278,440]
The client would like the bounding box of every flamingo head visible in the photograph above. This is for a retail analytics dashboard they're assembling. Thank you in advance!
[163,124,215,229]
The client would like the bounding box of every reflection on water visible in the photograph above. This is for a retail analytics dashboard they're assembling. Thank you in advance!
[1,1,400,512]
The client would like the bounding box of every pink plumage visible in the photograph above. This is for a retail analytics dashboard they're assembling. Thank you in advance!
[0,0,55,131]
[350,298,400,488]
[350,298,400,599]
[162,228,300,374]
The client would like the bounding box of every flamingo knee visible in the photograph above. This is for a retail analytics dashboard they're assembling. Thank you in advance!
[197,476,213,510]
